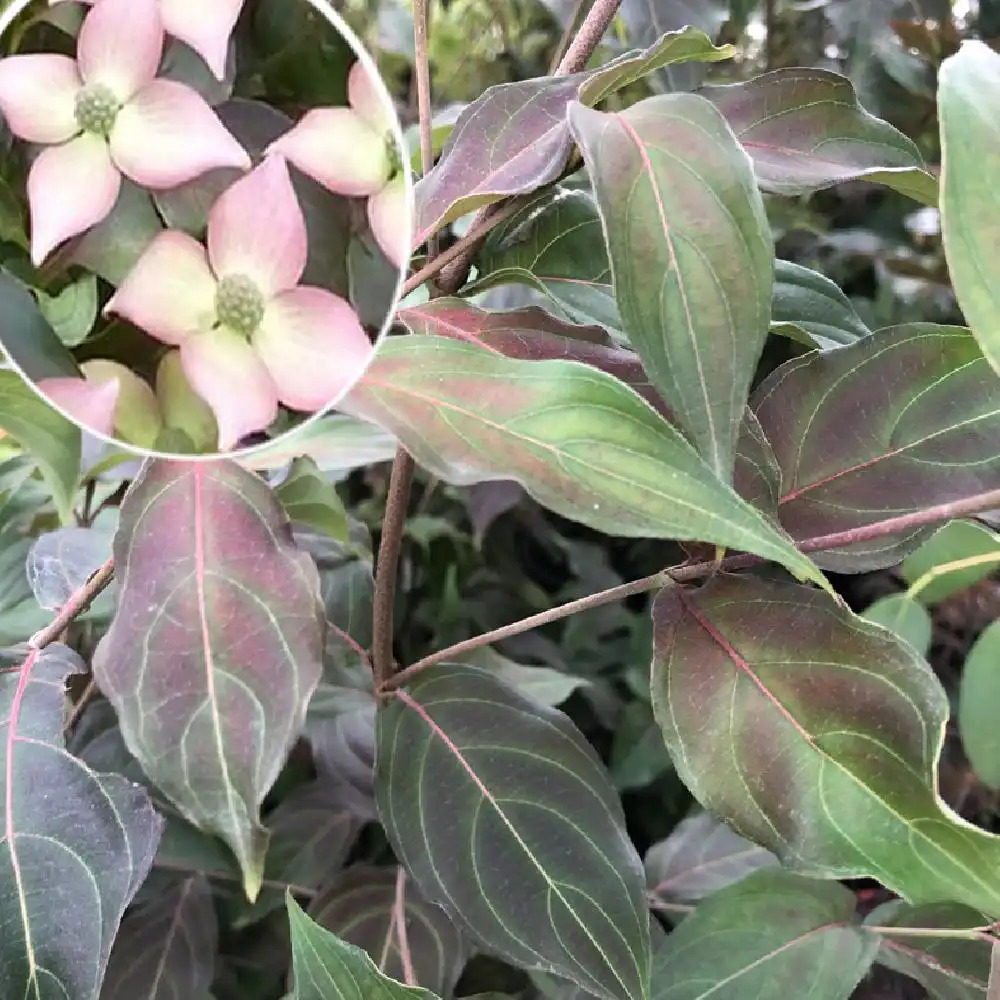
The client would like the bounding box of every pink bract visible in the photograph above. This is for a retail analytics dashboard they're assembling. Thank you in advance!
[36,375,120,440]
[0,0,250,264]
[107,155,374,452]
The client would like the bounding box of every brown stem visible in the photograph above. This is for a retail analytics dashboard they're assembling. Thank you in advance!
[28,557,115,652]
[394,866,417,986]
[549,0,591,74]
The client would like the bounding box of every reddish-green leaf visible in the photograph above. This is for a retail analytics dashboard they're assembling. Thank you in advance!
[414,27,733,245]
[650,574,1000,915]
[649,870,878,999]
[701,68,937,205]
[754,324,1000,572]
[309,866,467,996]
[92,461,325,901]
[940,41,1000,381]
[866,901,992,1000]
[342,336,827,588]
[570,94,773,481]
[1,644,162,1000]
[375,664,650,1000]
[101,876,218,1000]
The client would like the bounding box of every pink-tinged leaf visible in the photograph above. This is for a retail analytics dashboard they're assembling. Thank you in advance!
[107,229,218,345]
[101,875,218,1000]
[700,68,938,205]
[160,0,243,81]
[111,78,250,189]
[367,174,411,269]
[0,53,80,144]
[0,644,162,999]
[414,26,733,247]
[267,108,391,198]
[754,323,1000,572]
[76,0,163,101]
[309,865,468,996]
[649,869,878,999]
[341,335,828,588]
[569,94,773,482]
[348,59,392,135]
[27,133,121,265]
[180,328,277,450]
[36,374,119,439]
[255,286,372,412]
[92,461,325,900]
[650,574,1000,914]
[208,154,306,295]
[939,41,1000,382]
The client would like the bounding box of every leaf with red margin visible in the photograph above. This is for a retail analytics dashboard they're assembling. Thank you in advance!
[754,323,1000,573]
[92,460,325,902]
[650,574,1000,915]
[0,644,162,1000]
[341,335,827,588]
[569,94,774,482]
[700,68,938,205]
[413,27,733,247]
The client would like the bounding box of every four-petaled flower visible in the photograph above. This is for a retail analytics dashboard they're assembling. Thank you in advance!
[107,154,373,450]
[0,0,250,265]
[54,0,246,82]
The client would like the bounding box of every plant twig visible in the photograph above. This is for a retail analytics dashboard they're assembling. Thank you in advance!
[28,557,115,652]
[394,866,417,986]
[549,0,591,74]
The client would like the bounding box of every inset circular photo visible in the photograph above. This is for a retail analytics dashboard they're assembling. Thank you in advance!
[0,0,412,457]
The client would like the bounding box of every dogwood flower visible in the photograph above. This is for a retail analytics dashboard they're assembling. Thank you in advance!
[107,154,373,451]
[0,0,250,265]
[53,0,245,82]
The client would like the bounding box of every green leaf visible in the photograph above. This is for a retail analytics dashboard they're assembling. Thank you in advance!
[959,621,1000,790]
[866,900,992,1000]
[342,336,828,589]
[374,664,651,1000]
[287,895,441,1000]
[645,811,778,907]
[902,520,1000,605]
[35,274,98,348]
[650,574,1000,915]
[940,41,1000,380]
[276,458,350,541]
[649,870,878,999]
[861,594,933,656]
[0,271,80,379]
[771,259,872,350]
[569,94,773,481]
[92,461,325,901]
[101,876,218,1000]
[0,370,81,524]
[414,27,734,244]
[309,866,467,996]
[702,67,938,204]
[454,646,587,707]
[1,644,162,1000]
[754,324,1000,573]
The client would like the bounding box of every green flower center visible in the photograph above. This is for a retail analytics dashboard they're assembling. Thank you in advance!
[216,274,265,338]
[74,84,121,138]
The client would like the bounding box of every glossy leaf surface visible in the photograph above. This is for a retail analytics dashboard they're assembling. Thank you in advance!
[649,870,878,999]
[940,42,1000,379]
[0,644,162,1000]
[650,574,1000,915]
[342,336,826,587]
[701,68,937,204]
[375,664,650,1000]
[93,461,325,901]
[414,27,732,244]
[570,94,773,480]
[754,324,1000,572]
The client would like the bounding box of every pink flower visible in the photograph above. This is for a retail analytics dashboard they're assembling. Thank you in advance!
[0,0,250,265]
[107,154,374,451]
[54,0,245,81]
[367,174,409,269]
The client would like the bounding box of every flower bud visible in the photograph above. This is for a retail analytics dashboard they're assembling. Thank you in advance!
[155,350,219,453]
[80,359,163,449]
[367,174,410,269]
[348,60,393,137]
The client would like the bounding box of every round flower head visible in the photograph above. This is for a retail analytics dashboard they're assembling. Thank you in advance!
[0,0,250,264]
